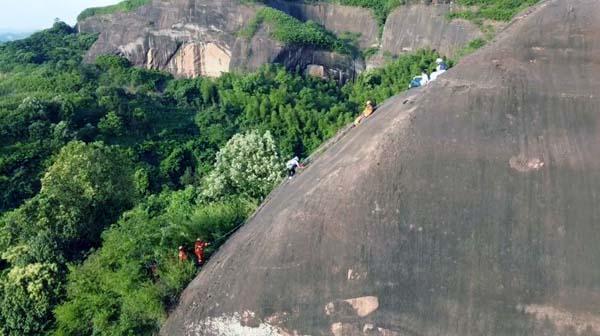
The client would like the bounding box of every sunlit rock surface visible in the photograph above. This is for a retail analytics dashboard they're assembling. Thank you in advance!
[381,4,483,57]
[78,0,483,81]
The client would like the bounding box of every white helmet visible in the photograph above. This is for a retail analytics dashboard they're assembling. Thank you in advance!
[436,58,444,64]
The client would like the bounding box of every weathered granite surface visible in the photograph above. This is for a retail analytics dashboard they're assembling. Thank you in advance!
[265,0,380,49]
[78,0,363,81]
[381,4,483,57]
[79,0,485,81]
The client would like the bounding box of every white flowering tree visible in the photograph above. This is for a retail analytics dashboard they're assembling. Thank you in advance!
[0,254,60,335]
[203,130,283,200]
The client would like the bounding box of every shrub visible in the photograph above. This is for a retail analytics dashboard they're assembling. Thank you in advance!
[202,130,283,201]
[0,263,61,336]
[78,0,152,22]
[241,8,353,54]
[54,190,253,336]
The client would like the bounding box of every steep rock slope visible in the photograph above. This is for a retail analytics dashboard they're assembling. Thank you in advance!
[161,0,600,335]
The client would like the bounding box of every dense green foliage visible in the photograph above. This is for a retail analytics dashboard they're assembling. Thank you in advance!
[54,190,253,336]
[242,8,354,54]
[203,131,283,201]
[345,49,443,106]
[0,21,442,335]
[0,141,136,336]
[449,0,540,22]
[453,38,487,60]
[77,0,152,22]
[0,262,61,335]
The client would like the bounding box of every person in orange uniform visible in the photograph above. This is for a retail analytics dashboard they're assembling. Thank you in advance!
[194,238,211,266]
[353,101,375,127]
[178,246,188,262]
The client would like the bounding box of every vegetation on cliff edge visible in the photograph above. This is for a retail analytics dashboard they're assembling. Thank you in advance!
[449,0,540,23]
[77,0,151,22]
[241,7,356,54]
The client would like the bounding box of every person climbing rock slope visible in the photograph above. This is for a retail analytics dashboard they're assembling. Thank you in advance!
[286,156,304,179]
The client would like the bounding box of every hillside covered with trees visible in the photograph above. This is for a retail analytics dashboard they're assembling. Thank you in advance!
[0,22,443,335]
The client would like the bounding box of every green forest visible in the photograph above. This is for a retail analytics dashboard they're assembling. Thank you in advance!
[0,22,442,335]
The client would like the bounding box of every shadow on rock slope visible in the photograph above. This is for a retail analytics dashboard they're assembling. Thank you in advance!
[161,0,600,335]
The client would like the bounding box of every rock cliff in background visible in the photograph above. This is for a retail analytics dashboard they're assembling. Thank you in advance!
[161,0,600,335]
[78,0,252,78]
[381,4,482,57]
[79,0,362,82]
[265,0,379,49]
[78,0,484,81]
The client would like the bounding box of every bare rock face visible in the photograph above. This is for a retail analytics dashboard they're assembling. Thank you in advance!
[266,0,380,49]
[78,0,486,81]
[381,4,482,57]
[79,0,250,78]
[160,0,600,335]
[78,0,362,81]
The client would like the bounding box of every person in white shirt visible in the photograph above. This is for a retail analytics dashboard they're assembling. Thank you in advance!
[286,156,304,179]
[430,58,448,81]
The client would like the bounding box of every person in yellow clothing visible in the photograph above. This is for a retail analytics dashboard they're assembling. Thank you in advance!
[353,101,375,127]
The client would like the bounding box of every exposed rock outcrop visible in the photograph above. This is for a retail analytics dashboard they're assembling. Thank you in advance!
[381,4,482,57]
[78,0,485,81]
[265,0,379,49]
[78,0,252,78]
[78,0,362,82]
[161,0,600,335]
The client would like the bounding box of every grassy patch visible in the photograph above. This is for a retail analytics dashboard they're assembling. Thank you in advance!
[362,47,379,59]
[448,0,539,22]
[240,8,355,54]
[452,37,486,61]
[77,0,151,21]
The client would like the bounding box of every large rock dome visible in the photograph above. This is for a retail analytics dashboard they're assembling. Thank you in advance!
[162,0,600,335]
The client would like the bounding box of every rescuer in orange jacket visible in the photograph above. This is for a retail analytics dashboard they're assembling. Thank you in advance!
[194,238,211,266]
[353,101,375,126]
[178,246,188,262]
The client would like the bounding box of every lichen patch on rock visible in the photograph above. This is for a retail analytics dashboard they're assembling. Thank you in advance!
[525,304,600,334]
